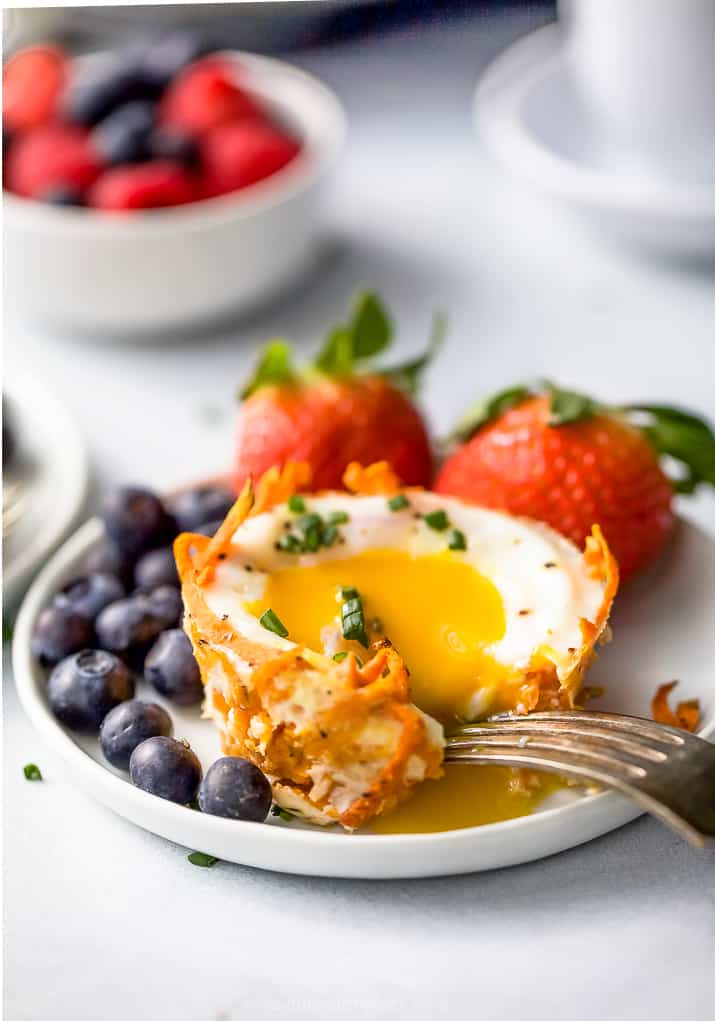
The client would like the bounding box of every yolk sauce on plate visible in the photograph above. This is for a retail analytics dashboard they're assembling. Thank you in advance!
[249,549,557,832]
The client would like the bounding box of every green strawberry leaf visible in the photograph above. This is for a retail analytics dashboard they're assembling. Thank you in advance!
[627,404,715,494]
[240,340,296,399]
[449,384,531,443]
[544,381,599,425]
[313,291,393,377]
[382,310,447,397]
[349,292,392,360]
[314,326,355,376]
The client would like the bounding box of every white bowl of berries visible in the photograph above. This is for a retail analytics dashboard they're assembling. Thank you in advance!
[3,35,346,336]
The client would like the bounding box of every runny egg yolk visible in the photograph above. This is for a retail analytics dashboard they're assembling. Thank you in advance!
[248,548,508,725]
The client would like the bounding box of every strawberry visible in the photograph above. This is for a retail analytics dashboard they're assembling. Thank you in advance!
[232,293,444,493]
[160,57,263,137]
[200,121,300,197]
[2,45,68,132]
[5,123,102,199]
[435,384,715,581]
[88,161,196,210]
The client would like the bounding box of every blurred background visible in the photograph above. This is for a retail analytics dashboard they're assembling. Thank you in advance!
[3,0,714,604]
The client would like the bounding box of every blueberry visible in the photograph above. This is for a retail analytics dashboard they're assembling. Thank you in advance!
[198,757,272,822]
[145,585,183,629]
[95,595,165,663]
[147,128,199,169]
[83,539,135,588]
[31,604,94,667]
[99,699,173,770]
[92,101,155,165]
[138,31,211,92]
[168,486,235,533]
[56,572,125,622]
[48,649,134,732]
[144,629,202,706]
[193,518,223,537]
[62,55,150,126]
[130,736,202,804]
[39,185,85,206]
[134,547,179,590]
[100,486,175,561]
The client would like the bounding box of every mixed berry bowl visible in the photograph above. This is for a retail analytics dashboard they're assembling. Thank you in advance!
[3,38,346,334]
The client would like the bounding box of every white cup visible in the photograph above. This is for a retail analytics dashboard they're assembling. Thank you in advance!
[560,0,715,180]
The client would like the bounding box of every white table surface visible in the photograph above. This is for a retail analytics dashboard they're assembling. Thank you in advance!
[4,8,715,1020]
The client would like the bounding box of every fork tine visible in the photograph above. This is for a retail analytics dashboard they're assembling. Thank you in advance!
[445,712,715,849]
[485,710,686,746]
[447,734,648,780]
[449,721,669,763]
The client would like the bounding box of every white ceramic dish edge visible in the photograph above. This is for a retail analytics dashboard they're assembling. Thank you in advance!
[4,52,348,335]
[3,371,90,608]
[473,24,715,256]
[16,517,715,878]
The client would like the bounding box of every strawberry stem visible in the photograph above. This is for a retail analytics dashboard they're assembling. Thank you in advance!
[240,339,296,399]
[449,385,531,443]
[626,404,715,493]
[381,309,447,397]
[313,291,393,376]
[239,292,444,399]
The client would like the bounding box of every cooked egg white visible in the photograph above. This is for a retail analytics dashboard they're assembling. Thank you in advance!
[204,490,616,727]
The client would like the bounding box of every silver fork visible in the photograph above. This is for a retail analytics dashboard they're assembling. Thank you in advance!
[446,710,715,848]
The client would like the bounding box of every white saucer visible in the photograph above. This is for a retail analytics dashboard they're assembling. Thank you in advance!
[3,372,90,610]
[12,514,715,878]
[474,24,715,258]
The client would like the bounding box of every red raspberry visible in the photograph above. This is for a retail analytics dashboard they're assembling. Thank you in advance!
[2,45,68,132]
[5,124,102,199]
[160,58,264,137]
[200,121,301,197]
[88,161,197,211]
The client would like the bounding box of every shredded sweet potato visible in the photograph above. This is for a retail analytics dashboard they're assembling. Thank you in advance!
[343,460,401,495]
[652,681,700,732]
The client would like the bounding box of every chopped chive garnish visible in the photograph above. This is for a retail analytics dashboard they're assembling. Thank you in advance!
[188,851,219,868]
[340,589,368,647]
[326,510,349,525]
[302,525,321,552]
[322,524,338,547]
[23,763,42,781]
[424,509,449,532]
[271,805,297,822]
[275,508,349,556]
[287,494,306,513]
[448,528,467,551]
[339,586,359,600]
[276,533,302,553]
[387,493,409,511]
[296,512,322,533]
[333,651,348,662]
[259,608,289,638]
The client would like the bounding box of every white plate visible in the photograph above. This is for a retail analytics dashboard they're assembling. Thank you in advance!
[474,24,715,258]
[3,372,90,609]
[12,516,715,878]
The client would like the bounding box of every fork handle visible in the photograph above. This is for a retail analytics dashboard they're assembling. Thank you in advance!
[445,744,715,849]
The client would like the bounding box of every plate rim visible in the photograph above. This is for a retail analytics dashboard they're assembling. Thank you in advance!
[473,23,715,220]
[11,516,715,878]
[3,370,90,607]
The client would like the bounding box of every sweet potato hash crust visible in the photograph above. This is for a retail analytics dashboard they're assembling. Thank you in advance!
[175,463,618,829]
[175,465,444,829]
